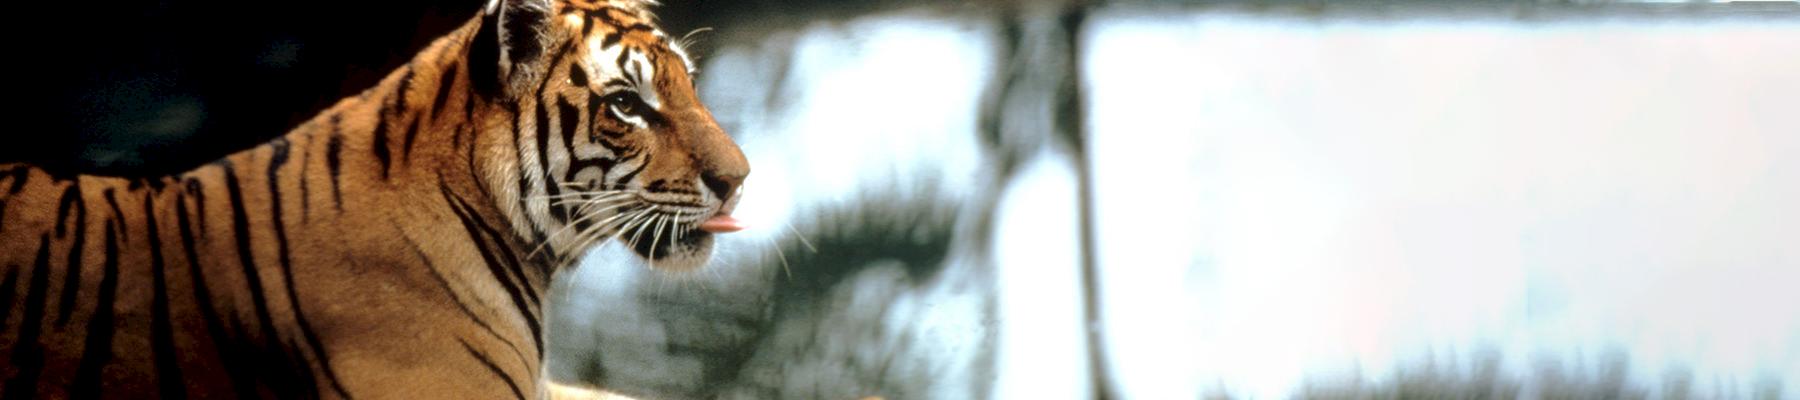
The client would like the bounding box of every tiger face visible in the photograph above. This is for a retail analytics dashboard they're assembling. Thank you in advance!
[490,0,748,270]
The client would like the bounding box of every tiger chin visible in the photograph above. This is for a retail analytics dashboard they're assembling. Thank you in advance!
[0,0,745,399]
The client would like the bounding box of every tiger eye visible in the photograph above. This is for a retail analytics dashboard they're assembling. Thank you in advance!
[606,92,639,115]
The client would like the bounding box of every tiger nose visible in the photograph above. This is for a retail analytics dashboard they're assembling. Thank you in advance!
[701,170,744,203]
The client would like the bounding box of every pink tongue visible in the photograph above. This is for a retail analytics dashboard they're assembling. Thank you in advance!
[699,214,746,233]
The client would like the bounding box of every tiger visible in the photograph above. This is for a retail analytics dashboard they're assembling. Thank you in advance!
[0,0,747,398]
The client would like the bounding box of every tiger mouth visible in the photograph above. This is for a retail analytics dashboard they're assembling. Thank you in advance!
[622,214,712,262]
[581,190,738,267]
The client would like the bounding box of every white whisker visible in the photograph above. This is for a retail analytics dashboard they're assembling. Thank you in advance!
[567,197,638,215]
[581,206,654,251]
[530,201,643,258]
[782,220,819,254]
[550,199,632,216]
[625,206,660,260]
[594,206,651,236]
[649,214,670,270]
[761,232,794,281]
[604,209,655,263]
[567,190,632,199]
[531,190,632,201]
[542,194,631,207]
[557,182,623,189]
[671,210,684,234]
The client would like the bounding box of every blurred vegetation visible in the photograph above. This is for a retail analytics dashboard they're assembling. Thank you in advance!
[1284,348,1786,400]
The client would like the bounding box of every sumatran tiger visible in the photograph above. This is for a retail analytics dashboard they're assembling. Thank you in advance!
[0,0,747,398]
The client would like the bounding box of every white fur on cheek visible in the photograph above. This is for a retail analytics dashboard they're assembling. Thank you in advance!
[611,106,650,130]
[624,51,662,111]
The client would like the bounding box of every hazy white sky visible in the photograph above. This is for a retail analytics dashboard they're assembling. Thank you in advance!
[1087,13,1800,399]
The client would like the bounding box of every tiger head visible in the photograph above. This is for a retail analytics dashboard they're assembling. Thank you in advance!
[480,0,748,270]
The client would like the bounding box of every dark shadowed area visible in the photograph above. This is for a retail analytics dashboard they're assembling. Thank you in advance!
[4,0,935,174]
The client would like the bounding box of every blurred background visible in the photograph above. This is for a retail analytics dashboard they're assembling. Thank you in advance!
[12,0,1800,398]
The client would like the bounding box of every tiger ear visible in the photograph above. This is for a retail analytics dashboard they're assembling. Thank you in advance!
[480,0,556,98]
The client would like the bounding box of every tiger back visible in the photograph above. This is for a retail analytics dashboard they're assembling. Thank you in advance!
[0,0,748,398]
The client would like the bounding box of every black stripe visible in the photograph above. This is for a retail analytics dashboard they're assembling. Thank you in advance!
[445,184,543,309]
[595,129,629,150]
[299,136,313,221]
[2,166,28,194]
[393,67,416,114]
[525,40,581,230]
[581,93,622,177]
[401,118,424,165]
[585,7,620,26]
[452,112,466,150]
[567,94,612,184]
[615,153,651,185]
[403,239,533,370]
[326,121,346,211]
[459,338,525,400]
[557,97,582,162]
[465,76,480,124]
[600,32,621,49]
[578,9,594,36]
[616,49,634,85]
[143,193,188,399]
[54,183,82,237]
[394,67,422,165]
[433,37,461,71]
[0,267,18,331]
[266,140,329,398]
[127,177,166,192]
[462,125,494,202]
[585,91,606,135]
[221,163,281,345]
[536,103,569,224]
[599,78,631,91]
[184,179,208,236]
[54,186,87,327]
[626,55,645,86]
[267,141,353,399]
[176,191,257,399]
[277,337,323,398]
[103,188,127,245]
[565,156,614,188]
[460,190,544,306]
[568,63,587,87]
[71,222,121,398]
[440,186,543,352]
[511,104,543,244]
[1,167,25,230]
[2,236,53,400]
[373,108,393,181]
[268,138,293,173]
[432,63,461,120]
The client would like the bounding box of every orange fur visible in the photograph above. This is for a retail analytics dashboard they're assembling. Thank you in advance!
[0,1,745,398]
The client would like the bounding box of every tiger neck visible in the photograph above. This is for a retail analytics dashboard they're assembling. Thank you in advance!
[289,14,563,278]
